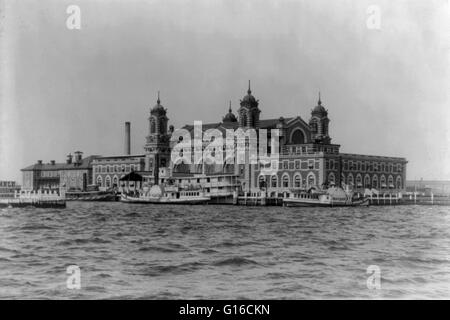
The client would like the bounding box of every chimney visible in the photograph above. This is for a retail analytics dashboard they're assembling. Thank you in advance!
[50,160,56,165]
[74,151,83,164]
[66,153,73,164]
[124,122,131,155]
[37,160,43,165]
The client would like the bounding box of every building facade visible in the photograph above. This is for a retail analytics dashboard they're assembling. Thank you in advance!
[148,83,407,194]
[20,83,408,195]
[21,152,96,192]
[92,154,146,190]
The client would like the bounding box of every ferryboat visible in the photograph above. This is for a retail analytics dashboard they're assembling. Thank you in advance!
[65,185,118,201]
[283,187,369,207]
[120,185,210,205]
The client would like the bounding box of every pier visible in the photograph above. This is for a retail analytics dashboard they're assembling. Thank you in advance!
[231,191,450,207]
[0,190,66,208]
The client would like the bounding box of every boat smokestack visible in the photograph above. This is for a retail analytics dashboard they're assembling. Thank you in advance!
[124,121,131,155]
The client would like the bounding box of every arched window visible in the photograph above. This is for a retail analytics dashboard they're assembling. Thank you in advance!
[241,113,247,127]
[159,117,166,133]
[356,174,362,187]
[307,173,316,188]
[105,176,111,188]
[364,175,371,188]
[258,175,266,189]
[388,175,394,189]
[396,176,402,189]
[96,175,103,187]
[347,174,354,186]
[282,175,290,188]
[291,129,305,144]
[372,175,378,189]
[328,172,335,185]
[150,117,156,134]
[311,121,318,134]
[271,175,277,188]
[113,175,118,187]
[380,175,386,188]
[294,174,301,188]
[341,173,346,184]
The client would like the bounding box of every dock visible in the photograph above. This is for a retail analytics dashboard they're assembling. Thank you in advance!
[232,191,450,207]
[0,190,66,208]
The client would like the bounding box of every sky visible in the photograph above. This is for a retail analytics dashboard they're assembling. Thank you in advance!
[1,0,449,183]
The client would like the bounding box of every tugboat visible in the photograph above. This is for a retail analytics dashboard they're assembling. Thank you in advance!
[120,185,210,205]
[65,185,118,201]
[283,186,369,207]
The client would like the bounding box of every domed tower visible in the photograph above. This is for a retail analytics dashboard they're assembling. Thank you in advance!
[145,91,171,184]
[148,91,168,135]
[238,80,261,128]
[309,92,331,144]
[222,101,237,123]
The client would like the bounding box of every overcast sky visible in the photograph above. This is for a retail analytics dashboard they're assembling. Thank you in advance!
[1,0,449,183]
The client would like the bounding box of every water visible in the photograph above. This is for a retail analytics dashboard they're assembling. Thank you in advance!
[0,203,449,299]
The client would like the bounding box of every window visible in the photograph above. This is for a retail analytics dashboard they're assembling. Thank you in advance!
[282,175,289,188]
[105,176,111,188]
[311,121,318,133]
[347,174,354,186]
[330,160,335,170]
[271,175,277,188]
[283,161,289,170]
[291,129,305,144]
[372,175,378,189]
[328,173,335,185]
[307,173,315,188]
[364,175,370,188]
[356,174,362,187]
[294,175,301,188]
[96,176,103,187]
[388,175,394,188]
[295,161,300,169]
[259,176,266,189]
[380,175,386,188]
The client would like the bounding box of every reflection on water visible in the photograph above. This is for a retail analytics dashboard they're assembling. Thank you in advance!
[0,203,449,299]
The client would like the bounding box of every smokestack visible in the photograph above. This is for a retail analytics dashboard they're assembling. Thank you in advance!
[124,122,131,155]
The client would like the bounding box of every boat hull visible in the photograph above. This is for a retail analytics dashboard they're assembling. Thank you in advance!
[120,194,210,205]
[65,192,118,201]
[283,197,370,207]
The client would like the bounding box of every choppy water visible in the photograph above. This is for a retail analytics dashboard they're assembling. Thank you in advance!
[0,203,449,299]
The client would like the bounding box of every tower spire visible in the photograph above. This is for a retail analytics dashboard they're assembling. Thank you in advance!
[157,91,160,105]
[248,80,251,94]
[229,100,232,113]
[318,91,322,105]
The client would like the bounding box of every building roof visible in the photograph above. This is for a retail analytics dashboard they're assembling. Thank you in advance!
[21,155,99,171]
[93,154,145,160]
[182,117,295,135]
